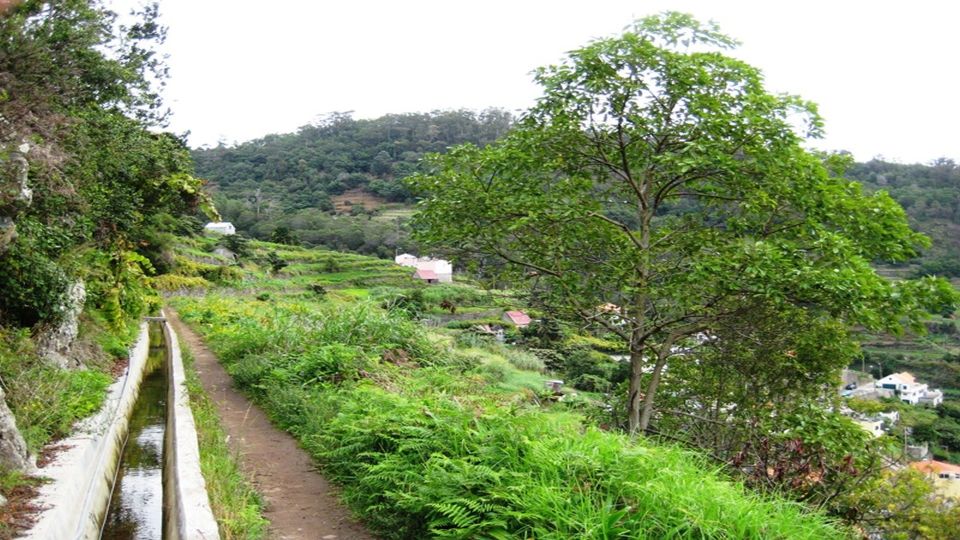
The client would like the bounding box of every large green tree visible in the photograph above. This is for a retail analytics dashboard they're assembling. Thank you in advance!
[0,0,215,327]
[408,13,956,433]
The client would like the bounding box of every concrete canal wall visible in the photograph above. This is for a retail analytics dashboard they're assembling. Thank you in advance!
[161,313,220,539]
[25,315,220,540]
[26,323,151,540]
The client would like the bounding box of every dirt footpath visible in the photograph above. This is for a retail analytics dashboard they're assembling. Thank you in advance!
[167,310,375,540]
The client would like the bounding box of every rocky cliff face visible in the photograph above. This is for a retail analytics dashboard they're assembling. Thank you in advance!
[0,140,40,477]
[37,280,87,369]
[0,386,33,475]
[0,142,32,255]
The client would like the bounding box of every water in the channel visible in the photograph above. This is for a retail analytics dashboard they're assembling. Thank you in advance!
[100,323,168,539]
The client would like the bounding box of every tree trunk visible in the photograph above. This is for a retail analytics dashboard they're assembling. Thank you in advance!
[638,353,669,432]
[627,346,645,434]
[637,336,680,433]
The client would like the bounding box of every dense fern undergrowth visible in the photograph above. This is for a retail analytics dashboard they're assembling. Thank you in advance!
[171,294,846,539]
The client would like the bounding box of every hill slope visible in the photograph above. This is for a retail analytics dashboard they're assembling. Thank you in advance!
[166,238,848,539]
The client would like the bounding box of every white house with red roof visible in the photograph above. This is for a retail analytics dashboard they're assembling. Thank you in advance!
[396,253,453,283]
[412,268,439,284]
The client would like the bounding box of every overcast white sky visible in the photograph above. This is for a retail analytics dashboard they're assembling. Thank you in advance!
[130,0,958,164]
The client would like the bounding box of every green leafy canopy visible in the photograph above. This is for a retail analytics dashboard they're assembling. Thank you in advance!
[407,12,958,431]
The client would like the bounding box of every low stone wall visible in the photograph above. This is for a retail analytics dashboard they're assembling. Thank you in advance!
[25,322,151,540]
[161,313,220,539]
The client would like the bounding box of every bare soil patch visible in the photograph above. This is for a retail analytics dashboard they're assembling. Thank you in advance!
[331,188,386,214]
[0,477,43,539]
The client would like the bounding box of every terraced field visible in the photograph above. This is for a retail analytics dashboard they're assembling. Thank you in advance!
[161,237,847,539]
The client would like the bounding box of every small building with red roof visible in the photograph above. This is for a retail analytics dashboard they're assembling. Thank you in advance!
[413,268,439,284]
[502,310,531,328]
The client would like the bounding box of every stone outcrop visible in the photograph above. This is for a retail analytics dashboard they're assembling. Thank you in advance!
[37,280,87,369]
[0,386,33,473]
[0,142,31,255]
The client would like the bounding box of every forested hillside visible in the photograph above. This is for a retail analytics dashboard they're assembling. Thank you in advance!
[191,110,512,254]
[194,114,960,275]
[848,158,960,277]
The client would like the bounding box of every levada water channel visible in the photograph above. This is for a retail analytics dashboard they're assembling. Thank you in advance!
[100,322,168,539]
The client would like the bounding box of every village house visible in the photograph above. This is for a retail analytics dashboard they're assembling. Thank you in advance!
[203,221,236,235]
[909,460,960,499]
[412,268,439,284]
[395,253,453,283]
[502,310,531,328]
[853,419,884,438]
[874,372,944,406]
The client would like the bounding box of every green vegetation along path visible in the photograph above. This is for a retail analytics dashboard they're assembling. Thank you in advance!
[168,310,375,540]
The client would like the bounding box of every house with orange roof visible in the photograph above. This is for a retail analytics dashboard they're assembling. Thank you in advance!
[909,460,960,498]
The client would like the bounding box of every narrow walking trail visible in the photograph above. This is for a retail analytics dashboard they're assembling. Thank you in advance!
[167,310,375,540]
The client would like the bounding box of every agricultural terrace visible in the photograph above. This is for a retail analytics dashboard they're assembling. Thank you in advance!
[166,239,846,539]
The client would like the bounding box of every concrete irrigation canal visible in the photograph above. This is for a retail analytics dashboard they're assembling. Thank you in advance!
[26,312,220,540]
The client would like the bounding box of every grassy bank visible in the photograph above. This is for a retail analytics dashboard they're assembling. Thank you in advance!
[172,294,847,539]
[178,339,268,539]
[0,313,135,454]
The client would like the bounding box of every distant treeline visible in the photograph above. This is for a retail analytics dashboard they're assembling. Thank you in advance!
[193,114,960,273]
[848,158,960,276]
[192,109,513,256]
[193,109,512,210]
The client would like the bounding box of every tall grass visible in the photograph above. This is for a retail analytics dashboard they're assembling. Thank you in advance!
[0,327,112,453]
[173,295,848,540]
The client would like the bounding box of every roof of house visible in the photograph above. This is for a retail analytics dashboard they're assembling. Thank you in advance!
[504,310,531,326]
[880,372,916,385]
[910,460,960,475]
[597,303,622,313]
[413,269,438,280]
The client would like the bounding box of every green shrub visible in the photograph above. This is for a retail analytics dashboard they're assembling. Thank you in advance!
[0,328,112,452]
[476,361,509,383]
[570,373,612,392]
[419,284,489,306]
[64,370,112,418]
[561,346,627,390]
[226,355,273,392]
[308,283,328,298]
[454,330,496,348]
[148,274,212,291]
[443,350,484,372]
[501,348,544,372]
[564,333,627,353]
[274,344,369,386]
[0,240,69,326]
[310,384,844,539]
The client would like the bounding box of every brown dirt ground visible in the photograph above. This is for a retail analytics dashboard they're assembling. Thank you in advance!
[330,188,387,214]
[0,476,43,539]
[167,310,376,540]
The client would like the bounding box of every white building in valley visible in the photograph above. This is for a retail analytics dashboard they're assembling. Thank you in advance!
[203,221,236,235]
[395,253,453,283]
[875,372,944,406]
